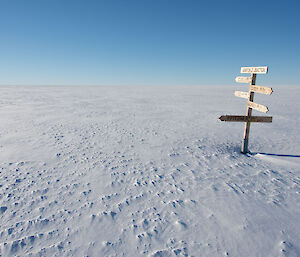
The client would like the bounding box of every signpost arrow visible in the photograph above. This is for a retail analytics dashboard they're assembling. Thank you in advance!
[235,76,252,83]
[250,85,273,95]
[241,66,268,74]
[247,101,269,113]
[234,91,249,99]
[219,115,272,123]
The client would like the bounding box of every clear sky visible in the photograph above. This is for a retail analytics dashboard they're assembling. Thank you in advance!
[0,0,299,86]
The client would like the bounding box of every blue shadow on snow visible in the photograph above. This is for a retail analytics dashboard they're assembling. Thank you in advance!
[251,152,300,158]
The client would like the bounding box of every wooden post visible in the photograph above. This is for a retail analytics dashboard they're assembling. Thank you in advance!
[241,73,256,153]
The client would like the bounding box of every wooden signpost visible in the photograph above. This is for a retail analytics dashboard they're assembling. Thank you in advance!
[219,66,273,154]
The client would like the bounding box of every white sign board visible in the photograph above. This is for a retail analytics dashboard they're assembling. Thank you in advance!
[247,101,269,113]
[250,85,273,95]
[235,76,252,83]
[234,91,249,99]
[241,66,268,74]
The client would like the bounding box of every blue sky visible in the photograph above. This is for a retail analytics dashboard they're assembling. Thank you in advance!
[0,0,299,86]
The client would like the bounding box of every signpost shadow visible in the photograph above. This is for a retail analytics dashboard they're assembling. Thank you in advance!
[250,152,300,158]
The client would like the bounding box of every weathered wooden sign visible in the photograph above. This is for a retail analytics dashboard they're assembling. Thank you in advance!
[250,85,273,95]
[234,91,249,99]
[247,101,268,113]
[241,66,268,74]
[219,65,273,154]
[235,76,252,83]
[219,115,272,123]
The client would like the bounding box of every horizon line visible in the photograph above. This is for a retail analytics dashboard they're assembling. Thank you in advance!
[1,84,299,87]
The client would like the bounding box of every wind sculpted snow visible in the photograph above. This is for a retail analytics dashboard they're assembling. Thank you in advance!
[0,86,299,256]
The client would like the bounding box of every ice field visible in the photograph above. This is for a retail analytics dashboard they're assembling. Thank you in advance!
[0,85,299,256]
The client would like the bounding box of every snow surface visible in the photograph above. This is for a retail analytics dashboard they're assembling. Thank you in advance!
[0,85,299,257]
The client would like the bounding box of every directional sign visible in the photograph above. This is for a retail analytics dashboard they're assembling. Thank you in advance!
[247,101,269,113]
[241,66,268,74]
[234,91,249,99]
[219,115,272,123]
[235,76,252,83]
[250,85,273,95]
[219,65,272,154]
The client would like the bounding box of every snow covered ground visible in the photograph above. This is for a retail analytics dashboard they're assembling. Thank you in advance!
[0,85,299,257]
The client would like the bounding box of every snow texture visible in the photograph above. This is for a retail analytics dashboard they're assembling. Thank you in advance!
[0,85,299,257]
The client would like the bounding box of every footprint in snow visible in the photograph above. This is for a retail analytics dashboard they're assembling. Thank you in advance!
[0,206,8,214]
[280,240,300,256]
[175,220,188,230]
